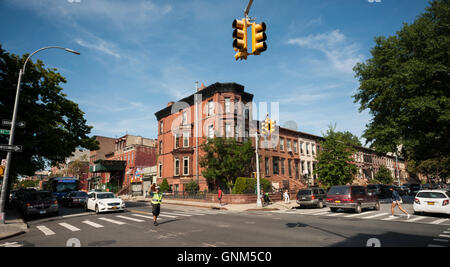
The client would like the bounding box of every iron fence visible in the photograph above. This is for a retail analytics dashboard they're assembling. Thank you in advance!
[163,191,207,200]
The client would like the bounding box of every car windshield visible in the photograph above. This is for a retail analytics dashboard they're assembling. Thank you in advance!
[417,192,447,199]
[25,192,53,201]
[74,192,88,197]
[297,190,312,196]
[97,193,115,199]
[328,186,350,195]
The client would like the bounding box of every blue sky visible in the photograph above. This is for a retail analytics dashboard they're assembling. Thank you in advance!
[0,0,431,142]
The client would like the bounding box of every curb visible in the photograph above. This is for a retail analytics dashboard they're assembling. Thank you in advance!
[245,208,279,211]
[0,229,28,241]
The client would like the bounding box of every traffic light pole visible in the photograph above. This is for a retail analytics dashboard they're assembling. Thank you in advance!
[252,132,262,208]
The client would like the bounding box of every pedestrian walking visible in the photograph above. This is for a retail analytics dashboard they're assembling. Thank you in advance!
[218,187,223,206]
[284,189,290,204]
[389,186,410,219]
[151,186,163,226]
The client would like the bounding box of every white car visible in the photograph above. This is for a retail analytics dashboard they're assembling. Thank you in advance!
[85,192,125,214]
[413,190,450,215]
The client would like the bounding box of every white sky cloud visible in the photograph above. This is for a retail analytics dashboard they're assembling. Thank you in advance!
[287,30,364,73]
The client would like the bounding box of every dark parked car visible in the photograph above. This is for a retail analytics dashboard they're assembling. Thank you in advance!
[326,185,380,213]
[15,190,59,218]
[409,184,421,195]
[296,188,327,208]
[367,184,390,198]
[12,188,36,208]
[62,191,88,207]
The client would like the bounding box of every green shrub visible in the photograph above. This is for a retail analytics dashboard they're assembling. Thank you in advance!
[232,177,272,194]
[160,178,170,192]
[185,180,199,192]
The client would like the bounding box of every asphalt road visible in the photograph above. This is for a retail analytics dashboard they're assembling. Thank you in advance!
[1,201,449,248]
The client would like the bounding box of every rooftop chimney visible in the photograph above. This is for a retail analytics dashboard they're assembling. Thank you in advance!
[167,101,175,107]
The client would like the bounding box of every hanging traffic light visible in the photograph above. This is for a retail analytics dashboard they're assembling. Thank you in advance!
[251,22,267,55]
[232,18,249,60]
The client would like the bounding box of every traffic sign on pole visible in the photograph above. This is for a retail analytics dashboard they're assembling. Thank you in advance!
[0,129,10,135]
[1,120,26,128]
[0,144,22,153]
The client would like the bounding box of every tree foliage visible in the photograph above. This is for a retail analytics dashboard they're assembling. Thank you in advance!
[374,165,394,185]
[315,125,358,188]
[160,178,170,192]
[0,44,99,178]
[353,0,449,178]
[200,138,254,192]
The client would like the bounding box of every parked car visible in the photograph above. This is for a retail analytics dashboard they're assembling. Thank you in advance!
[15,190,59,218]
[399,185,411,196]
[408,184,421,195]
[413,190,450,215]
[85,192,125,214]
[296,188,327,208]
[62,191,88,207]
[367,184,391,198]
[326,185,380,213]
[12,188,36,208]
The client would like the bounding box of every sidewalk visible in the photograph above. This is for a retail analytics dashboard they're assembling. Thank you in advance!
[120,195,298,212]
[0,209,28,240]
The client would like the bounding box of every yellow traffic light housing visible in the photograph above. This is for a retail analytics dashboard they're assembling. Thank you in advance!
[233,18,250,60]
[251,22,267,55]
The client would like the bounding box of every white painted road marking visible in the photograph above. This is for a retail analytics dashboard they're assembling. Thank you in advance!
[98,217,126,225]
[82,220,104,228]
[132,213,157,220]
[58,223,80,232]
[429,219,449,225]
[116,215,145,222]
[345,211,376,218]
[36,225,55,236]
[362,213,389,219]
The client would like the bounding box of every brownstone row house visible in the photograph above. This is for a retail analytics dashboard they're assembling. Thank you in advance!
[155,82,413,194]
[88,135,157,194]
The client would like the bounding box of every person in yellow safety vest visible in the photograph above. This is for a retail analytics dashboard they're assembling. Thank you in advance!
[151,186,163,226]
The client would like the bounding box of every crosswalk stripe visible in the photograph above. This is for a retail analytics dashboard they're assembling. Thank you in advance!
[443,231,450,234]
[173,211,206,216]
[295,209,326,214]
[326,212,346,216]
[406,216,428,223]
[36,226,55,236]
[98,217,126,225]
[429,219,449,225]
[162,211,193,217]
[58,223,80,232]
[362,213,389,219]
[345,211,376,218]
[132,214,159,220]
[438,234,450,239]
[82,220,104,228]
[116,215,145,222]
[311,211,331,216]
[158,213,178,218]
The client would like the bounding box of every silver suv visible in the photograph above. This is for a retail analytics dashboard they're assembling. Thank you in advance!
[296,188,327,208]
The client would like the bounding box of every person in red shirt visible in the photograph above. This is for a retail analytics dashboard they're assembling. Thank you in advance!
[218,187,223,206]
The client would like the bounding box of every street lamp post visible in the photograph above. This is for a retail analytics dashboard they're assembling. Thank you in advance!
[0,46,80,224]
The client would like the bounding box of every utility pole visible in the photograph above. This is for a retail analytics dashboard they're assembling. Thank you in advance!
[195,82,200,185]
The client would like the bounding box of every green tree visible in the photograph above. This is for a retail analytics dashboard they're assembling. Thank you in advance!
[200,138,254,192]
[184,180,199,193]
[0,45,99,180]
[314,125,358,188]
[160,178,170,192]
[374,165,394,185]
[353,1,449,177]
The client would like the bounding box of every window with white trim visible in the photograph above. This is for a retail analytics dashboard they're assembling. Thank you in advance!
[183,157,189,176]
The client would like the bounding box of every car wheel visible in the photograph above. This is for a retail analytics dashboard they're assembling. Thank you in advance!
[317,201,324,209]
[84,204,89,212]
[330,207,338,212]
[95,205,99,214]
[355,204,362,214]
[374,201,380,211]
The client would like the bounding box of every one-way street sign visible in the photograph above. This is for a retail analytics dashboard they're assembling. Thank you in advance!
[1,120,26,128]
[0,144,22,152]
